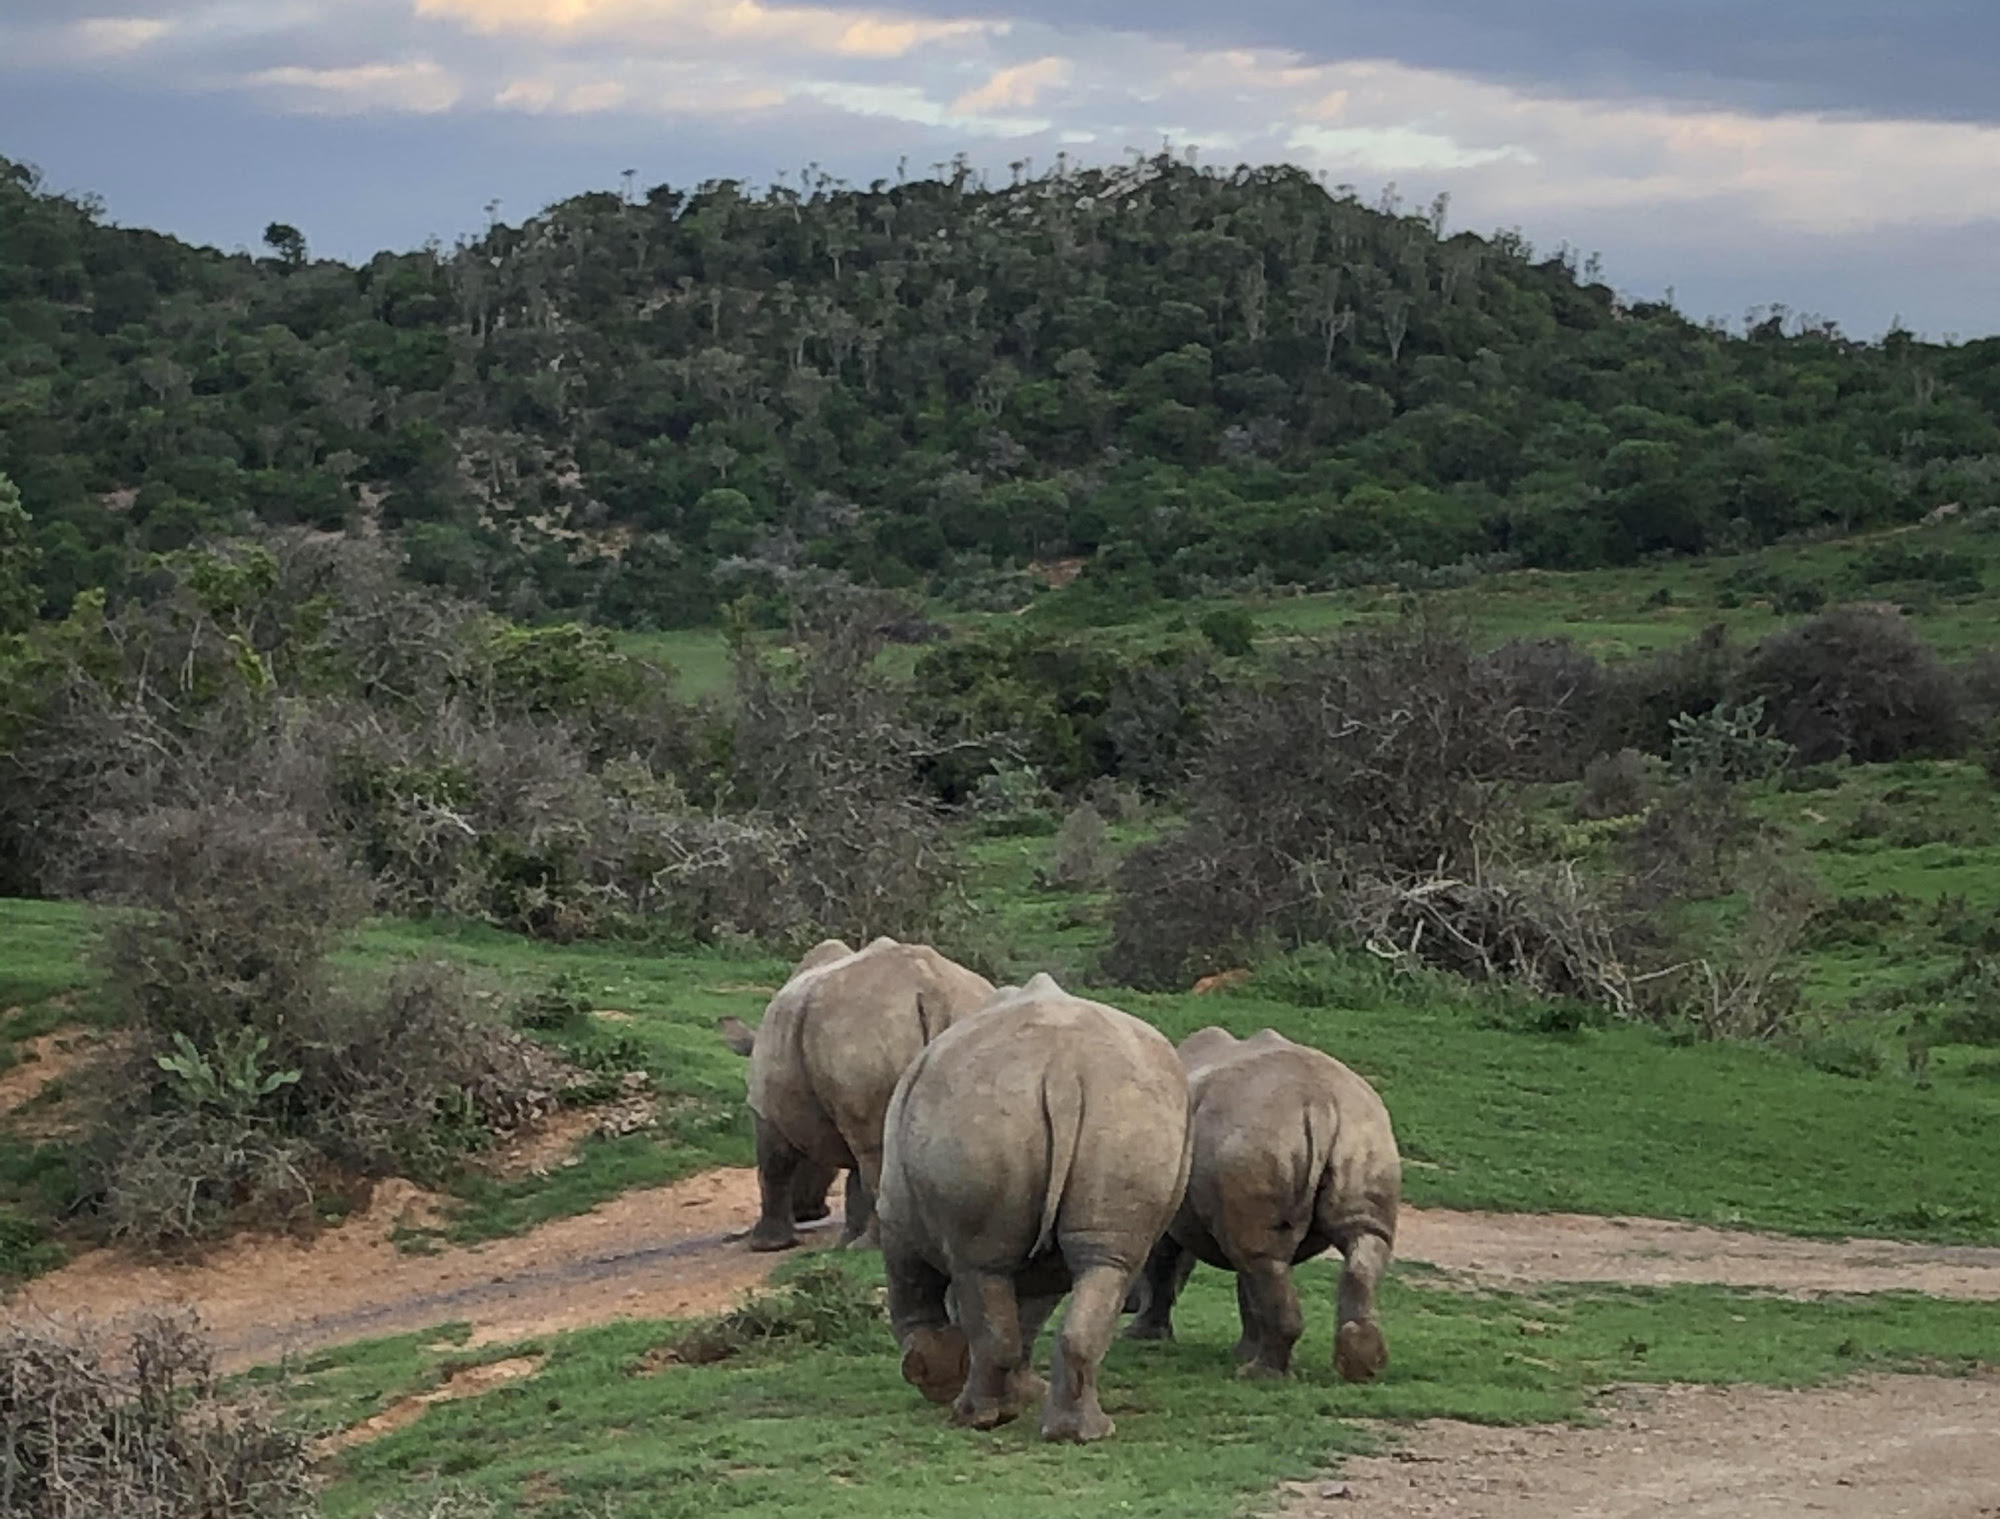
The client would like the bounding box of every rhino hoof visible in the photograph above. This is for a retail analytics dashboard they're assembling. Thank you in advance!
[1235,1360,1289,1382]
[1336,1321,1388,1383]
[1040,1408,1115,1444]
[902,1327,970,1406]
[745,1225,798,1253]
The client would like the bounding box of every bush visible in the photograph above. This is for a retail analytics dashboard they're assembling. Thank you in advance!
[1738,607,1966,764]
[1104,614,1537,989]
[78,803,568,1246]
[1573,748,1653,820]
[663,1258,885,1365]
[1485,636,1608,781]
[1601,623,1738,756]
[1039,803,1115,890]
[0,1312,311,1519]
[1197,605,1258,657]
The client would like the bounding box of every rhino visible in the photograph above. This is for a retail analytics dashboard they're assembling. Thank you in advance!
[879,974,1192,1443]
[719,936,996,1252]
[1124,1026,1400,1383]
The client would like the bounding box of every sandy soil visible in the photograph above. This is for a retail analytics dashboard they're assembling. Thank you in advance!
[1395,1205,2000,1300]
[1282,1375,2000,1519]
[11,1172,2000,1380]
[0,1027,98,1134]
[4,1169,832,1373]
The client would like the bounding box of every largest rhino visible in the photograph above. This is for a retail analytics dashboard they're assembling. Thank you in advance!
[879,973,1192,1444]
[1124,1027,1400,1383]
[719,936,995,1252]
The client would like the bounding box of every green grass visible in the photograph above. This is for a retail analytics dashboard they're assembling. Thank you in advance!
[296,1252,2000,1519]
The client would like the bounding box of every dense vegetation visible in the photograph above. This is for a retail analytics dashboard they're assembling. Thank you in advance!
[7,151,2000,630]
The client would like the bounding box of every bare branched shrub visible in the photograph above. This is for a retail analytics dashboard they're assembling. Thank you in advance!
[1040,803,1115,891]
[1573,748,1653,820]
[727,579,961,943]
[1105,614,1534,988]
[1665,844,1822,1040]
[0,1312,311,1519]
[1483,636,1608,781]
[1738,606,1966,764]
[1601,622,1739,756]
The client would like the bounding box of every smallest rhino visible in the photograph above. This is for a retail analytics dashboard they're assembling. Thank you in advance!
[1126,1027,1400,1383]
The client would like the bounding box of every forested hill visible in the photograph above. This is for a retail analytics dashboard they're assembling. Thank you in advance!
[5,150,1999,630]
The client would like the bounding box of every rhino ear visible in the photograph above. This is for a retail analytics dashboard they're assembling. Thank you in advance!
[718,1016,758,1056]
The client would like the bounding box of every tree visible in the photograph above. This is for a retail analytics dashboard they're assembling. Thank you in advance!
[0,471,39,632]
[262,222,308,269]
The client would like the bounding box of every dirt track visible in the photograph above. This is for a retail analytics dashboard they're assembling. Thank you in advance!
[11,1167,2000,1374]
[1283,1376,2000,1518]
[10,1166,2000,1512]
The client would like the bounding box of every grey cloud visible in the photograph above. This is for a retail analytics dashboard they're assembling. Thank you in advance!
[874,0,2000,124]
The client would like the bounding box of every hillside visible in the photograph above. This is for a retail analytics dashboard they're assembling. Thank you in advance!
[5,151,2000,631]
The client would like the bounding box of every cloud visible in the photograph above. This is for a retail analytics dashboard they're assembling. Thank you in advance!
[71,16,175,55]
[414,0,994,58]
[243,58,463,114]
[952,55,1070,113]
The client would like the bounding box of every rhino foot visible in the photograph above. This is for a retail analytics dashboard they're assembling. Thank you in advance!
[1040,1406,1115,1444]
[745,1222,799,1253]
[1234,1359,1290,1382]
[1122,1320,1173,1342]
[1335,1320,1388,1383]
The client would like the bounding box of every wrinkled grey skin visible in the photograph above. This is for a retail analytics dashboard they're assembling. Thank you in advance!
[879,974,1193,1444]
[1124,1027,1400,1383]
[719,937,995,1252]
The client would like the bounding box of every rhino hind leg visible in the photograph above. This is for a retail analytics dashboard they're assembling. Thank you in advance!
[1123,1236,1194,1342]
[839,1148,884,1251]
[949,1272,1042,1430]
[889,1250,967,1405]
[790,1155,839,1224]
[746,1116,807,1252]
[1232,1258,1304,1379]
[1333,1232,1392,1383]
[1040,1263,1128,1444]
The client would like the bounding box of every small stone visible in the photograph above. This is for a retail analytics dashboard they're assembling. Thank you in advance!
[1317,1482,1355,1500]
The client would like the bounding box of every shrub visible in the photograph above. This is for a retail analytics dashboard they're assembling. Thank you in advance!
[1039,803,1115,891]
[1737,607,1966,764]
[1197,605,1258,658]
[1104,614,1536,988]
[1666,698,1792,785]
[663,1259,885,1365]
[1573,748,1653,820]
[0,1312,311,1519]
[1484,637,1609,781]
[77,803,566,1246]
[1601,623,1738,756]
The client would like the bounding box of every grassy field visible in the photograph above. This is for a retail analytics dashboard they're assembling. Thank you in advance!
[289,1251,2000,1519]
[617,518,2000,696]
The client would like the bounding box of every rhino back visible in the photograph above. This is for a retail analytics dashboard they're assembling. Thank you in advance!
[882,992,1189,1270]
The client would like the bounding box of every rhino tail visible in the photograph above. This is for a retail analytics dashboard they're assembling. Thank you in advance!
[1303,1090,1344,1224]
[1034,1069,1084,1258]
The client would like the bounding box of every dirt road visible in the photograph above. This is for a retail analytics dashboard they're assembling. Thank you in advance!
[11,1166,2000,1513]
[1283,1376,2000,1519]
[12,1167,2000,1372]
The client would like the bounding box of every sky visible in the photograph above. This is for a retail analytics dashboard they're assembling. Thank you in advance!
[2,1,1997,340]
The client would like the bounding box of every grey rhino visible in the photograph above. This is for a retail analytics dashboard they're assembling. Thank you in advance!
[879,973,1192,1443]
[1124,1026,1400,1382]
[719,936,995,1252]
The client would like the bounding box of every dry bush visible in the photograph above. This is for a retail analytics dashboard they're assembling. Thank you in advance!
[0,1312,310,1519]
[1483,636,1609,781]
[1662,844,1822,1040]
[1601,622,1739,756]
[1573,748,1653,820]
[726,579,962,943]
[1105,614,1534,988]
[1039,803,1115,891]
[76,803,565,1246]
[1737,606,1966,764]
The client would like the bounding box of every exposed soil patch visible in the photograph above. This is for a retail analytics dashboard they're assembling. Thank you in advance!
[12,1175,2000,1382]
[5,1168,834,1373]
[1283,1374,2000,1518]
[1396,1206,2000,1300]
[0,1027,101,1135]
[321,1354,546,1452]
